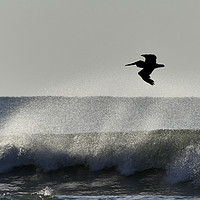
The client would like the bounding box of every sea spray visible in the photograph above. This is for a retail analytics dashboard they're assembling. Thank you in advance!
[1,97,200,135]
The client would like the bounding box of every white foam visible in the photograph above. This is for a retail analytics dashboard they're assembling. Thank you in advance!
[166,144,200,185]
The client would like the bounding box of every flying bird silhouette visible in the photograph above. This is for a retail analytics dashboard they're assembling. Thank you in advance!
[125,54,165,85]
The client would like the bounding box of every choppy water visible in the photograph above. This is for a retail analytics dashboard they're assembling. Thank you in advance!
[1,97,200,199]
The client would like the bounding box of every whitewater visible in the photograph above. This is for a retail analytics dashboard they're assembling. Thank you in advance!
[1,96,200,199]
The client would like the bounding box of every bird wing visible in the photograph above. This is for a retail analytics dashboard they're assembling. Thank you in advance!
[138,68,154,77]
[138,68,155,85]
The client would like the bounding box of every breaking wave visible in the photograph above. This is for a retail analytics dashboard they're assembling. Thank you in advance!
[0,130,200,184]
[1,97,200,185]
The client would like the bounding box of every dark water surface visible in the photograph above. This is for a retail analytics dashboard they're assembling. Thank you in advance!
[0,166,200,197]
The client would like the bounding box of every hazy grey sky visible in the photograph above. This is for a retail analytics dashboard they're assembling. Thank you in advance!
[0,0,200,97]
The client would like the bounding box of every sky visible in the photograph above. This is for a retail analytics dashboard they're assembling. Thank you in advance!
[0,0,200,97]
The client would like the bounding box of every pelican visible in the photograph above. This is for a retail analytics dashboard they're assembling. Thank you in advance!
[125,54,165,85]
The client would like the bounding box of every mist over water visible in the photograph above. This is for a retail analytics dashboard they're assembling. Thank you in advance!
[1,96,200,135]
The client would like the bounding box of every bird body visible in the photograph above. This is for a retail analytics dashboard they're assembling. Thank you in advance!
[125,54,164,85]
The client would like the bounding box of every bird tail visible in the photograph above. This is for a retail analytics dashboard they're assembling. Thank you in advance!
[125,62,137,67]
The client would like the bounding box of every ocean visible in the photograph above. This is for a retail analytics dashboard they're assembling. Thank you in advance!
[1,96,200,200]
